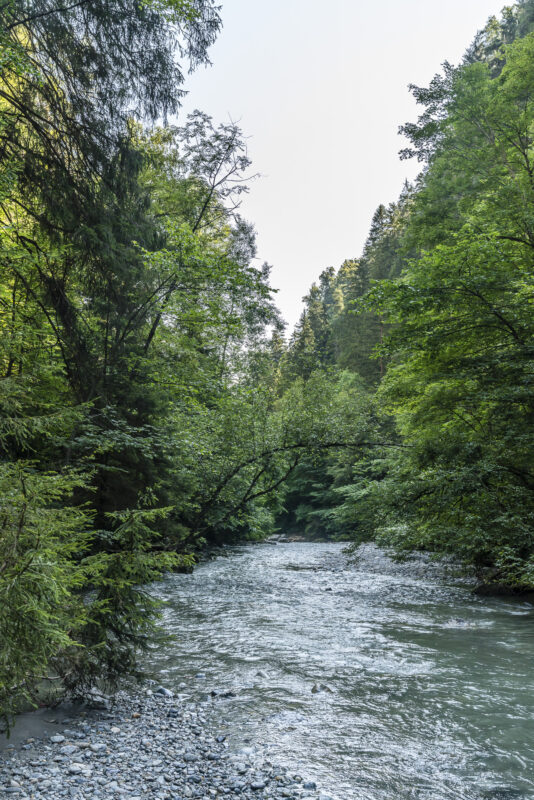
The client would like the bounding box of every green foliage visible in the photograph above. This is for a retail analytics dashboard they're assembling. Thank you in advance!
[61,507,188,694]
[277,371,376,540]
[0,0,229,722]
[3,0,363,724]
[0,462,91,725]
[362,231,534,585]
[277,5,534,591]
[341,16,534,590]
[0,456,185,726]
[0,372,184,726]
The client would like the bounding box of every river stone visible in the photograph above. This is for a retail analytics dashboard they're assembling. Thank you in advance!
[311,683,333,694]
[50,735,65,744]
[1,689,328,800]
[155,686,174,697]
[85,693,110,711]
[59,745,78,755]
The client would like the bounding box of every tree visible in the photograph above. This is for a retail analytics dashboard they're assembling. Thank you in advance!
[278,11,534,587]
[362,230,534,587]
[348,28,534,588]
[0,0,224,720]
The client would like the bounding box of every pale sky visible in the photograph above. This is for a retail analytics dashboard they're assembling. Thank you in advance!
[180,0,508,329]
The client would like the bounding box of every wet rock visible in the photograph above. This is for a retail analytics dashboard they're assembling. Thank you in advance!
[311,683,333,694]
[84,693,110,711]
[155,686,174,697]
[59,745,78,755]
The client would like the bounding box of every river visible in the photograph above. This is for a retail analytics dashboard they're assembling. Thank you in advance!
[147,542,534,800]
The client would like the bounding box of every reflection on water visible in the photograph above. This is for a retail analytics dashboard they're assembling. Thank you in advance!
[148,543,534,800]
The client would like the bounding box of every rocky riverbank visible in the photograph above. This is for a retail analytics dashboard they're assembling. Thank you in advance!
[0,689,330,800]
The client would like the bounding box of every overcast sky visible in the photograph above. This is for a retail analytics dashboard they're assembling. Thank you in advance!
[180,0,508,329]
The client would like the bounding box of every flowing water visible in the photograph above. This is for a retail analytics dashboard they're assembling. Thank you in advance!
[147,542,534,800]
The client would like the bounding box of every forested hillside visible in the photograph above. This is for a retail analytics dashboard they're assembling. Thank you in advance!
[277,0,534,593]
[3,0,534,728]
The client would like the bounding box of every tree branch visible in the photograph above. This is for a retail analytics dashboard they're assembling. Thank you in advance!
[6,0,92,31]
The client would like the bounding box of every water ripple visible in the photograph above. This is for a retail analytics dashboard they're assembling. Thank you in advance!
[147,543,534,800]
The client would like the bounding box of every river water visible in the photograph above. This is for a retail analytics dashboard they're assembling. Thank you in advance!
[147,542,534,800]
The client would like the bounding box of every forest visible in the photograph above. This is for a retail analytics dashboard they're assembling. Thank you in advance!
[2,0,534,726]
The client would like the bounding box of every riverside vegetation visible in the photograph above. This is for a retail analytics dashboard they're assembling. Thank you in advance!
[2,0,534,729]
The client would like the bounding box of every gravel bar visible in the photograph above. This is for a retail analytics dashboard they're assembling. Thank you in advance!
[0,690,331,800]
